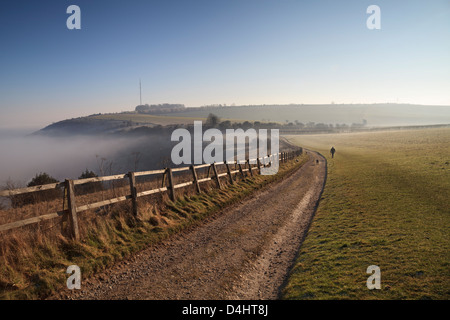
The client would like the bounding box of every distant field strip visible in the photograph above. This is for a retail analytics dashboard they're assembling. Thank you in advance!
[283,128,450,300]
[90,113,207,125]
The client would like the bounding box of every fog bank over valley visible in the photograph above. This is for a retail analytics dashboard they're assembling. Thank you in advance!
[0,132,174,187]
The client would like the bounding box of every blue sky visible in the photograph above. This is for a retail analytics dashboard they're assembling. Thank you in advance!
[0,0,449,128]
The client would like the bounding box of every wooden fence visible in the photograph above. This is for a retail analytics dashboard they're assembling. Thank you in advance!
[0,150,302,240]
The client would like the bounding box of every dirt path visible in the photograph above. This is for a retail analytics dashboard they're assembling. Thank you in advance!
[54,150,327,300]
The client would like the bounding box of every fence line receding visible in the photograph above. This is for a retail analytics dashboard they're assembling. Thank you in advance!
[0,150,302,240]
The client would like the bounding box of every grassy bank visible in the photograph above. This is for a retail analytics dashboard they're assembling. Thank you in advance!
[282,128,450,299]
[0,154,307,300]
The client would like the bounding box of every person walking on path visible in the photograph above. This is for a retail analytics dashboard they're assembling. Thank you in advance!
[330,147,336,158]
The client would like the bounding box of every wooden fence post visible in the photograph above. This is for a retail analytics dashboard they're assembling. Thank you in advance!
[247,159,253,177]
[212,163,222,189]
[225,162,234,184]
[61,187,68,234]
[65,179,80,241]
[161,169,166,188]
[128,172,138,217]
[238,162,245,178]
[166,168,176,201]
[257,158,261,174]
[190,165,201,193]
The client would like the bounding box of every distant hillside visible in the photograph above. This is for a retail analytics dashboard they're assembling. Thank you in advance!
[37,113,209,136]
[158,103,450,127]
[37,117,132,136]
[36,103,450,137]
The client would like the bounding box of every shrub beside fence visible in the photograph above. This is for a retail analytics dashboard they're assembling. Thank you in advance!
[0,149,302,241]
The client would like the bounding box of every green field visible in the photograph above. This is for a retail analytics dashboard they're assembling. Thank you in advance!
[283,128,450,299]
[90,113,208,126]
[89,113,252,127]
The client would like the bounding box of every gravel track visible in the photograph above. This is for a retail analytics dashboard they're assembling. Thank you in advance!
[53,150,326,300]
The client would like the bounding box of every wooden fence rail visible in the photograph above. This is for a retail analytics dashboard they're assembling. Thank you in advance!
[0,149,302,239]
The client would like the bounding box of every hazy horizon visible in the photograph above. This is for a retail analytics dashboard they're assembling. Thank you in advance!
[1,103,450,131]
